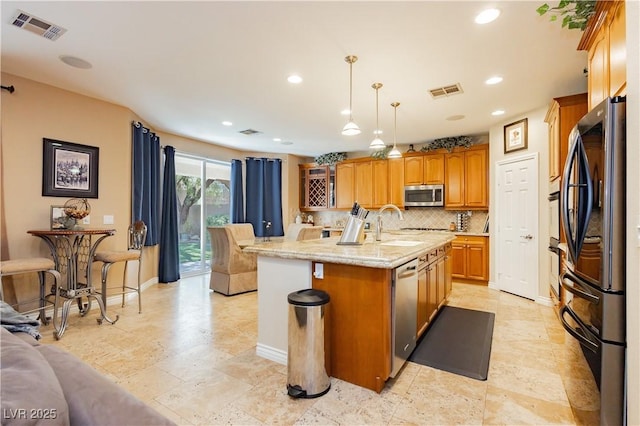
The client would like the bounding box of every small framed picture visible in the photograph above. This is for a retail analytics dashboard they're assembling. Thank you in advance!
[42,138,99,198]
[504,118,528,154]
[50,205,68,230]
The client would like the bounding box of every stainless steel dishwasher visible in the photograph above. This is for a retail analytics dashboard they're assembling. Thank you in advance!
[390,258,418,377]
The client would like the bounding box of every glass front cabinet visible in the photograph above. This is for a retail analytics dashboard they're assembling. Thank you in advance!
[299,164,335,211]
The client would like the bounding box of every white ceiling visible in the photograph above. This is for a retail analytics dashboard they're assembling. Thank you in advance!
[1,1,588,157]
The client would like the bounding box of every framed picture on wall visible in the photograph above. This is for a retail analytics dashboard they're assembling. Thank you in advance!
[503,118,528,154]
[42,138,99,198]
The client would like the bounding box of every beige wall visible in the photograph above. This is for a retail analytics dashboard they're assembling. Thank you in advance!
[0,72,302,299]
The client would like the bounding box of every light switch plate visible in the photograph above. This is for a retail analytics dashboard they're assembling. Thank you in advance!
[103,215,114,225]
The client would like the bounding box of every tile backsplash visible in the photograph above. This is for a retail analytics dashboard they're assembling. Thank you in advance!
[309,208,489,234]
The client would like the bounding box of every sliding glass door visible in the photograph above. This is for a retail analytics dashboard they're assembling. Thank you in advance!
[175,154,231,276]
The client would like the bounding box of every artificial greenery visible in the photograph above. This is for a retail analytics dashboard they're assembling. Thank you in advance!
[370,146,392,160]
[421,135,473,153]
[536,0,596,31]
[315,152,347,166]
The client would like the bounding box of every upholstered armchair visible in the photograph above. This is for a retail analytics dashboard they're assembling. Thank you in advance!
[296,225,324,240]
[208,224,257,296]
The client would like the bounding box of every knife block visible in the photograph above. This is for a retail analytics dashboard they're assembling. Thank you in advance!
[337,216,365,245]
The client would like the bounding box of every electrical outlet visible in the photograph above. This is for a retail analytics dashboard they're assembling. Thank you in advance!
[313,263,324,279]
[82,215,90,224]
[103,215,114,225]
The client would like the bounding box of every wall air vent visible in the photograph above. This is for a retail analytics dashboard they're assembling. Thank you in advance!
[238,129,262,135]
[10,10,67,41]
[429,83,463,99]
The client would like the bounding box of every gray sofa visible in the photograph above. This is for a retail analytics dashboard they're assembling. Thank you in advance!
[0,326,175,426]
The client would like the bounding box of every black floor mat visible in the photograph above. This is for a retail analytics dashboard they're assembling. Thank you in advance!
[409,306,495,380]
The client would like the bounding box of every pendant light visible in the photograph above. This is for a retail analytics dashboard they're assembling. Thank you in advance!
[388,102,402,158]
[342,55,361,136]
[369,82,385,150]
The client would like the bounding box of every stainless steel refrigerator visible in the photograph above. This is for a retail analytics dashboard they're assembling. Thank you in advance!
[560,96,626,425]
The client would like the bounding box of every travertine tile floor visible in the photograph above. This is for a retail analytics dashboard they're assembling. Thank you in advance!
[38,276,600,425]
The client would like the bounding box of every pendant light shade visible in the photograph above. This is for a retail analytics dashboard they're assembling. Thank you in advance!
[388,102,402,159]
[369,82,385,150]
[342,55,361,136]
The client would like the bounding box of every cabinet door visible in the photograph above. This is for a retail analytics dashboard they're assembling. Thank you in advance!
[464,148,488,208]
[444,244,453,299]
[372,160,389,208]
[436,255,445,308]
[588,30,608,111]
[424,154,444,184]
[354,161,373,207]
[388,158,405,207]
[335,162,355,209]
[445,153,465,208]
[466,238,488,281]
[417,263,428,337]
[404,156,424,186]
[451,242,466,278]
[608,1,626,97]
[548,103,561,181]
[427,263,438,323]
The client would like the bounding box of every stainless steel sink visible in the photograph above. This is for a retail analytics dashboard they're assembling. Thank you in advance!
[379,240,423,247]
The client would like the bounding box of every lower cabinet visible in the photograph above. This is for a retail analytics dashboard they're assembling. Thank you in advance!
[417,243,452,338]
[451,235,488,283]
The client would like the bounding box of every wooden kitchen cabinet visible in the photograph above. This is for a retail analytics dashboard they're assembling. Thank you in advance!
[445,144,488,210]
[388,158,405,207]
[451,235,488,283]
[354,161,373,207]
[579,0,626,110]
[335,162,355,209]
[372,159,389,208]
[404,153,444,186]
[299,164,334,210]
[544,93,588,182]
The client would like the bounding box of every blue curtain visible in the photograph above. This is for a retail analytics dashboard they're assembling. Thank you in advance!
[230,159,245,223]
[159,146,180,283]
[132,122,160,245]
[245,157,284,238]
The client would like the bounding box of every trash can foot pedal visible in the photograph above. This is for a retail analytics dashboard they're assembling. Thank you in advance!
[287,383,331,399]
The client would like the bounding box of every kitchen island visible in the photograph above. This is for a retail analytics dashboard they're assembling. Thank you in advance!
[243,230,455,392]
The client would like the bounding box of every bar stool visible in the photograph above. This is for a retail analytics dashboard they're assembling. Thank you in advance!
[93,221,147,314]
[0,257,61,324]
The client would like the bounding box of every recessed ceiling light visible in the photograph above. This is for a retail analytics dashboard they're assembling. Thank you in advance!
[341,109,351,116]
[273,138,282,142]
[485,76,503,85]
[222,121,233,126]
[446,115,465,121]
[475,8,501,24]
[281,141,293,145]
[492,110,505,116]
[287,75,302,84]
[59,55,92,69]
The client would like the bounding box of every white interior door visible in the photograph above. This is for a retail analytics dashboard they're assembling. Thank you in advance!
[496,154,538,300]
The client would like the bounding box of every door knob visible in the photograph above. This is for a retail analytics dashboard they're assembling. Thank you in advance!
[521,234,533,240]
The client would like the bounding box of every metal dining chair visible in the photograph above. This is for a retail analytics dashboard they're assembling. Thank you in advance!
[93,221,147,314]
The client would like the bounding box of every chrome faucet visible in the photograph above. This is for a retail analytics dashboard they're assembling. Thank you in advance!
[375,204,404,241]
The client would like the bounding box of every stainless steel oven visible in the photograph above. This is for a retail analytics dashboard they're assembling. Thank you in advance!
[548,190,560,299]
[559,96,626,425]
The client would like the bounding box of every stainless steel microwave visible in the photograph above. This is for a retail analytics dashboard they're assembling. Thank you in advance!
[404,184,444,207]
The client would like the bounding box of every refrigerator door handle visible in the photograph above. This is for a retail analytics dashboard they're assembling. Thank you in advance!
[560,269,599,304]
[561,130,579,261]
[559,305,599,353]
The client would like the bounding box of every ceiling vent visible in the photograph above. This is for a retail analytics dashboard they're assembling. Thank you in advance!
[238,129,262,136]
[10,10,67,41]
[429,83,463,99]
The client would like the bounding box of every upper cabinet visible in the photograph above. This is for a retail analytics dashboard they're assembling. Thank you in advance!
[444,144,488,210]
[404,154,444,185]
[335,162,355,209]
[545,94,588,182]
[299,164,335,210]
[578,0,626,110]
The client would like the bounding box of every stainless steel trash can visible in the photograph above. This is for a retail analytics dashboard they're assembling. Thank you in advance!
[287,289,330,398]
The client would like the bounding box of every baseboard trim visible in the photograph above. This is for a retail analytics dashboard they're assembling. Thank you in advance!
[256,343,287,365]
[536,295,553,307]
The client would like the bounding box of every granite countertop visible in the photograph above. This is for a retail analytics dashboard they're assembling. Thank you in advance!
[243,231,455,269]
